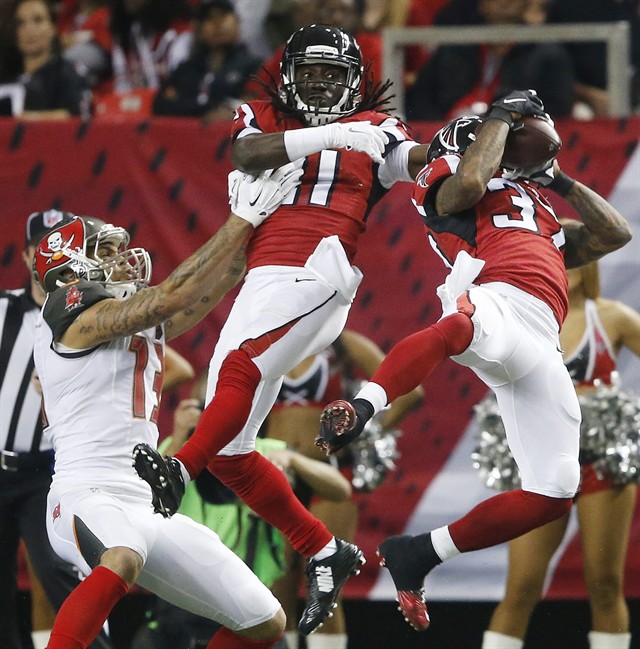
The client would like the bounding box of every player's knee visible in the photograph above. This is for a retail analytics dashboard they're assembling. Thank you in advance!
[99,546,143,586]
[244,607,286,641]
[438,312,474,356]
[547,454,580,498]
[219,349,262,391]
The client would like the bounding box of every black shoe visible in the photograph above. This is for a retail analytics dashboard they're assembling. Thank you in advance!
[298,539,365,635]
[377,535,431,631]
[132,443,185,518]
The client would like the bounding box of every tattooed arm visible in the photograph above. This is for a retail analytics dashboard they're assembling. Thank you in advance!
[163,247,247,342]
[60,215,253,349]
[560,180,632,268]
[434,118,511,216]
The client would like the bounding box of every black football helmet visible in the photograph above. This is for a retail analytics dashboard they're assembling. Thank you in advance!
[33,215,151,298]
[279,23,363,126]
[427,116,482,162]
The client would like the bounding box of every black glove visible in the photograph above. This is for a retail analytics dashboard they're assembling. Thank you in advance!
[492,89,546,117]
[485,90,546,126]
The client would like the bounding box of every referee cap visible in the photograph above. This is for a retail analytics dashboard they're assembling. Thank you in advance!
[25,209,73,247]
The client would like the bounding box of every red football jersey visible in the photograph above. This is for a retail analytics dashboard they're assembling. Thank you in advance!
[232,100,415,270]
[413,154,569,325]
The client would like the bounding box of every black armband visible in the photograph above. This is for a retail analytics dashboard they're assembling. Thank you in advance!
[484,106,514,127]
[548,171,575,197]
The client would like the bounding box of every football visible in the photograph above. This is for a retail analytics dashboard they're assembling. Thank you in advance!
[501,116,562,169]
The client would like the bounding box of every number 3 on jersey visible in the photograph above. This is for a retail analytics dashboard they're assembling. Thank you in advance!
[488,177,565,250]
[129,335,164,424]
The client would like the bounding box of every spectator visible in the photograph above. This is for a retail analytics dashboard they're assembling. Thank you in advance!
[482,260,640,649]
[405,0,575,120]
[230,0,274,61]
[1,210,111,649]
[109,0,191,94]
[56,0,112,88]
[153,0,262,122]
[0,0,91,119]
[546,0,640,116]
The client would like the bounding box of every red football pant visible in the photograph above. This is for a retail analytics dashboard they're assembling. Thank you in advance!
[370,313,473,403]
[449,489,572,552]
[176,349,332,556]
[176,350,262,478]
[208,451,332,556]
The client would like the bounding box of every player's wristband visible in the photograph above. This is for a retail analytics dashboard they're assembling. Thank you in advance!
[283,124,338,161]
[548,171,575,196]
[484,106,514,128]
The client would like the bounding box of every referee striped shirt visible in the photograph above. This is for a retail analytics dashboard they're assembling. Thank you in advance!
[0,287,50,453]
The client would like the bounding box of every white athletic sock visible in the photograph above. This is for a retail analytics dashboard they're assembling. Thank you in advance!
[482,630,524,649]
[430,525,460,562]
[354,382,388,415]
[31,630,51,649]
[588,631,631,649]
[314,537,338,561]
[175,458,191,486]
[306,632,348,649]
[284,630,298,649]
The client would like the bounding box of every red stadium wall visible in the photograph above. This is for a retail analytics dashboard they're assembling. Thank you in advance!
[2,116,638,601]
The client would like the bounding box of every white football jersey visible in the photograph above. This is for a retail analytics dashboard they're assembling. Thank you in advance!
[33,280,163,495]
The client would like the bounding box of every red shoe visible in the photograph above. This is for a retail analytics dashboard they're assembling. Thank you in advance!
[316,400,360,455]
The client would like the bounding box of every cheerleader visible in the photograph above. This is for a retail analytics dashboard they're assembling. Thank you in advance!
[483,262,640,649]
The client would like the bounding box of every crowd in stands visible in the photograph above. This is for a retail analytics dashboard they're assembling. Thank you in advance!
[0,0,638,122]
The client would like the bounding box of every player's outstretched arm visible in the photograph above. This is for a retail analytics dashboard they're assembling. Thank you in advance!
[61,165,303,348]
[560,184,631,267]
[534,163,633,267]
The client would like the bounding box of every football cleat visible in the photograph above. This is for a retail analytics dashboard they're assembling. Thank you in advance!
[377,536,430,631]
[316,399,364,455]
[298,539,365,635]
[133,443,185,518]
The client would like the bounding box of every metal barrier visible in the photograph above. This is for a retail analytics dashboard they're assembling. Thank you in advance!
[382,22,632,117]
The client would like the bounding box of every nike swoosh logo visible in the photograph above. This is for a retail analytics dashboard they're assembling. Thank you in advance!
[295,278,315,283]
[249,198,259,206]
[501,98,525,104]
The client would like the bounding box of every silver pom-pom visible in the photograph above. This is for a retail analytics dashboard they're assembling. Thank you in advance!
[350,414,401,492]
[471,373,640,491]
[578,373,640,485]
[471,395,521,491]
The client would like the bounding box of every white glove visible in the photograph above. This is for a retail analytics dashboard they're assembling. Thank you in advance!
[503,158,556,184]
[324,121,389,165]
[228,161,303,227]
